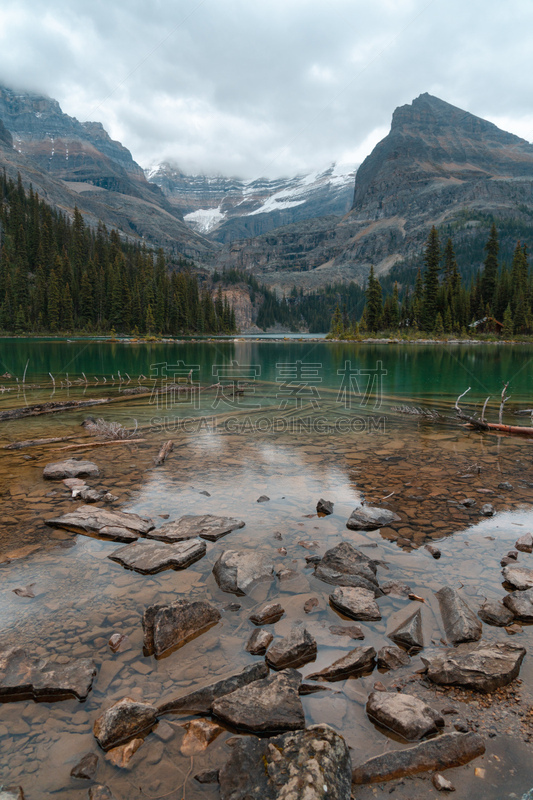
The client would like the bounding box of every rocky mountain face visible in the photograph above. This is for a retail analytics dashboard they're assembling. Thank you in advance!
[214,94,533,292]
[145,162,355,242]
[0,85,216,259]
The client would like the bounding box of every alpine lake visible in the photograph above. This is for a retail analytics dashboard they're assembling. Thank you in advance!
[1,336,533,800]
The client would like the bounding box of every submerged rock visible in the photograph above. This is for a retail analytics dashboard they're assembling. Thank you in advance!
[481,503,494,517]
[194,769,220,784]
[212,669,305,733]
[218,724,352,800]
[478,599,514,627]
[314,542,380,593]
[389,609,424,652]
[377,646,410,670]
[43,458,99,480]
[366,691,444,741]
[0,648,96,701]
[423,641,526,692]
[246,628,273,655]
[0,789,25,800]
[382,580,412,598]
[213,550,274,595]
[307,646,376,681]
[502,565,533,590]
[93,697,158,750]
[70,752,98,779]
[330,586,381,621]
[316,498,334,515]
[142,599,221,657]
[157,663,269,715]
[266,627,317,670]
[46,505,154,539]
[503,589,533,621]
[435,587,482,644]
[147,514,245,543]
[249,602,285,625]
[329,624,365,639]
[346,506,401,531]
[432,773,456,791]
[109,539,206,574]
[180,719,223,756]
[106,737,143,768]
[88,788,114,800]
[352,732,485,784]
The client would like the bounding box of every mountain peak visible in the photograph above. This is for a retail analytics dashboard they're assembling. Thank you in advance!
[391,93,526,146]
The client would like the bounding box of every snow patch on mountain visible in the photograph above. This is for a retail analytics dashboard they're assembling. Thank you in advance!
[184,206,225,234]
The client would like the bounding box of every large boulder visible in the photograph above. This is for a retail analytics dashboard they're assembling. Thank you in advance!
[329,586,381,621]
[423,641,526,692]
[314,542,380,593]
[93,697,157,750]
[346,506,401,531]
[503,589,533,621]
[502,565,533,590]
[389,609,424,652]
[307,646,376,681]
[212,669,305,733]
[352,732,485,784]
[0,648,96,701]
[219,724,352,800]
[108,539,206,573]
[157,663,269,715]
[142,599,220,657]
[147,514,245,543]
[46,505,154,539]
[266,627,317,670]
[213,550,274,595]
[43,458,99,480]
[366,691,444,741]
[435,587,482,644]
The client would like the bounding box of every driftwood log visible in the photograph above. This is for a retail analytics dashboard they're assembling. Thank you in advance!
[0,398,111,422]
[3,435,76,450]
[455,387,533,437]
[155,440,174,466]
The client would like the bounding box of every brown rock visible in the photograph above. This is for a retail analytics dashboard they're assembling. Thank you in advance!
[147,514,245,542]
[70,752,98,779]
[180,719,223,755]
[307,646,376,681]
[266,627,317,670]
[329,624,365,640]
[503,589,533,621]
[366,691,444,741]
[515,532,533,553]
[109,538,206,573]
[246,628,273,655]
[423,641,526,692]
[330,586,381,621]
[157,663,269,715]
[249,602,284,625]
[0,647,96,701]
[389,609,424,652]
[43,458,99,479]
[93,697,157,750]
[46,505,154,538]
[106,737,143,768]
[377,646,410,670]
[142,599,220,657]
[435,587,482,645]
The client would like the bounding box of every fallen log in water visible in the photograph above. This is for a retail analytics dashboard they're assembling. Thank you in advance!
[154,439,174,466]
[455,386,533,437]
[59,439,147,450]
[3,436,77,450]
[0,398,111,422]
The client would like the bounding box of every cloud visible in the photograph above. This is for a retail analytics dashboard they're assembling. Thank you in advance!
[0,0,533,177]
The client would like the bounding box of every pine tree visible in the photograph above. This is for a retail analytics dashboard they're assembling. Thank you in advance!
[433,312,444,337]
[145,303,155,334]
[502,304,514,338]
[329,305,344,337]
[47,269,61,332]
[62,283,74,330]
[481,223,499,308]
[422,226,440,331]
[365,266,383,332]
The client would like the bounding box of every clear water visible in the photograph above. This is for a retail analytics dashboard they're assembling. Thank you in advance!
[0,340,533,799]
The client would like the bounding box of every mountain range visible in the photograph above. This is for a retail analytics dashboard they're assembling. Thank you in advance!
[2,86,533,295]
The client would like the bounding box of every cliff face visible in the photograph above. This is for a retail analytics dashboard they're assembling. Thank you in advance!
[146,162,355,242]
[214,94,533,292]
[0,85,216,259]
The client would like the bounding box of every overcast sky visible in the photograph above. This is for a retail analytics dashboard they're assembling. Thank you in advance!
[1,0,533,178]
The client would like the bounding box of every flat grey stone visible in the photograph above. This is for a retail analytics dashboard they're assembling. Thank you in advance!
[219,724,352,800]
[502,565,533,590]
[503,589,533,621]
[435,587,482,644]
[249,602,285,625]
[307,646,376,681]
[516,533,533,553]
[142,599,221,657]
[93,696,157,750]
[266,627,317,670]
[157,663,269,715]
[147,514,245,543]
[330,586,381,621]
[389,609,424,652]
[314,542,380,593]
[366,691,444,741]
[346,505,401,531]
[352,732,485,784]
[478,599,514,627]
[423,641,526,692]
[377,646,410,670]
[0,647,96,701]
[43,458,99,480]
[212,669,305,733]
[109,539,206,573]
[46,505,154,538]
[213,550,274,595]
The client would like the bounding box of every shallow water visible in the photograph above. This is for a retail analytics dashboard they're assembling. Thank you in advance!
[0,341,533,799]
